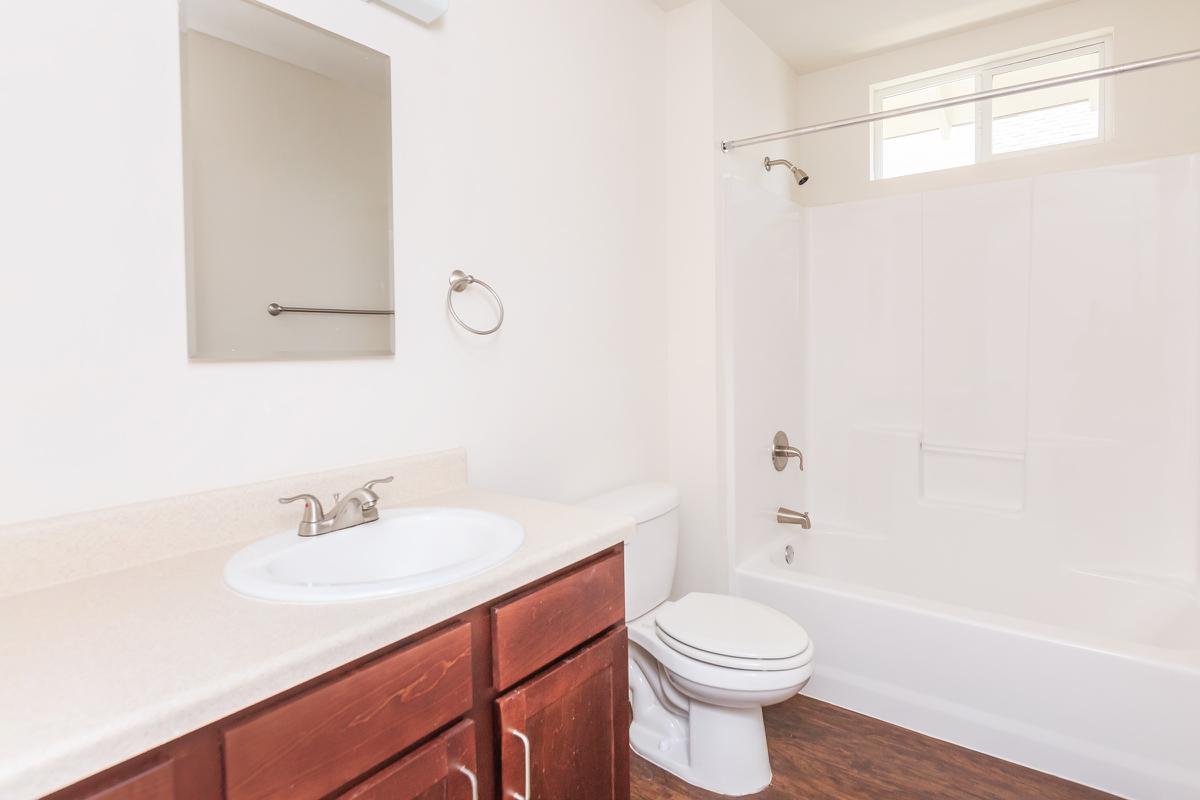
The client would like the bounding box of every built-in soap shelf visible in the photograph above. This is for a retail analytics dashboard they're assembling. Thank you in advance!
[919,442,1026,512]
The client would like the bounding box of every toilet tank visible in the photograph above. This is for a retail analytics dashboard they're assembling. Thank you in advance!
[580,483,680,621]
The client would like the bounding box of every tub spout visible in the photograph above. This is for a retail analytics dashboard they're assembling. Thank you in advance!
[777,507,811,528]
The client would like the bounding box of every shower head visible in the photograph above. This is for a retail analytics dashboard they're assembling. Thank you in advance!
[764,156,809,186]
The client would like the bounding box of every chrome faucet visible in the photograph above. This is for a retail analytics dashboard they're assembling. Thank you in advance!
[777,507,811,529]
[279,476,393,537]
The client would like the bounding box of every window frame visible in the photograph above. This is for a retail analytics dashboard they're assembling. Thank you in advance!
[870,35,1113,181]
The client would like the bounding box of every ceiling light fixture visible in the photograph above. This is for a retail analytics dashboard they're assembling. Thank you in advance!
[369,0,447,24]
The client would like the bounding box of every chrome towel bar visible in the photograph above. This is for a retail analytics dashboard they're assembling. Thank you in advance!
[266,269,504,337]
[267,303,394,316]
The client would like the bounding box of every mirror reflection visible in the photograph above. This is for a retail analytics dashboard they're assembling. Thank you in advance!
[181,0,393,359]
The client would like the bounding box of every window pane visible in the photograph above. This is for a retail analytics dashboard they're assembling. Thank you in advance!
[877,76,976,179]
[991,51,1101,154]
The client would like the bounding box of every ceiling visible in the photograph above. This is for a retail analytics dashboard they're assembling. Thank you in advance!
[656,0,1073,73]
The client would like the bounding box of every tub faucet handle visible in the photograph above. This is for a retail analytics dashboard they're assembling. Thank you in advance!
[772,431,804,471]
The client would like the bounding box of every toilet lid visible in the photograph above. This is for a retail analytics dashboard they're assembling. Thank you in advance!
[654,592,810,661]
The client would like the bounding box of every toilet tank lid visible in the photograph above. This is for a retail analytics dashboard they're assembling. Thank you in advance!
[579,483,679,524]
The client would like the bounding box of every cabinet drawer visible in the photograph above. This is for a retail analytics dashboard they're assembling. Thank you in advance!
[337,720,477,800]
[492,551,624,690]
[76,760,174,800]
[223,622,473,800]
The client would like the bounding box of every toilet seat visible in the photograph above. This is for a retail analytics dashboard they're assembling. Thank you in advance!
[656,627,813,671]
[629,600,813,695]
[654,592,811,665]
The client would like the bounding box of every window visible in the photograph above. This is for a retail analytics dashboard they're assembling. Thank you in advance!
[871,36,1110,180]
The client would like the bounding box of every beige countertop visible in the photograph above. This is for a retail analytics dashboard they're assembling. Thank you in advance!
[0,458,632,799]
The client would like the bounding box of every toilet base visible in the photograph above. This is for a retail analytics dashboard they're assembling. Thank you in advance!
[631,703,773,796]
[628,658,774,796]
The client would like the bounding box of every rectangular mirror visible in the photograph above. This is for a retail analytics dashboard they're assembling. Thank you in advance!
[180,0,393,360]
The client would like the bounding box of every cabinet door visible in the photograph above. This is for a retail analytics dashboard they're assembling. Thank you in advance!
[74,760,174,800]
[496,627,629,800]
[45,730,221,800]
[337,720,477,800]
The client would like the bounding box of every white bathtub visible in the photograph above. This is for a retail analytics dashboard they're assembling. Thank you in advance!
[735,531,1200,800]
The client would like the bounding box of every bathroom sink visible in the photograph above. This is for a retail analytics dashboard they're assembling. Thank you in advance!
[224,508,524,603]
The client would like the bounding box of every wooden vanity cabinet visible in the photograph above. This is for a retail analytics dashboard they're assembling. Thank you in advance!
[497,628,630,800]
[336,720,478,800]
[45,545,627,800]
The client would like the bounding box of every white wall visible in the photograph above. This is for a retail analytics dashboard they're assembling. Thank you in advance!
[790,0,1200,205]
[663,0,803,594]
[664,0,723,596]
[712,2,803,200]
[713,3,808,571]
[0,0,668,525]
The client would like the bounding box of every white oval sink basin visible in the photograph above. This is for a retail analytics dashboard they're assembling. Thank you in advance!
[224,507,524,603]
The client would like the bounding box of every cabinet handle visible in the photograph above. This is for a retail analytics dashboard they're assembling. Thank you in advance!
[507,728,531,800]
[453,764,479,800]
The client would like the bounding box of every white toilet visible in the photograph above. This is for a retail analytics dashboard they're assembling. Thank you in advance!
[583,484,813,796]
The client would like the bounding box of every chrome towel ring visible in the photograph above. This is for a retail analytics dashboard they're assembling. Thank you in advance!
[447,270,504,335]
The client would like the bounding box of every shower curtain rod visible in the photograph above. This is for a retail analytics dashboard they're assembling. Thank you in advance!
[721,47,1200,152]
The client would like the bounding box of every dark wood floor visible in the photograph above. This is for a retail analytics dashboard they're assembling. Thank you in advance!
[630,696,1122,800]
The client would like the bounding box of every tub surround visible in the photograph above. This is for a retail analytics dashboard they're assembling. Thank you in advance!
[0,450,633,799]
[713,153,1200,799]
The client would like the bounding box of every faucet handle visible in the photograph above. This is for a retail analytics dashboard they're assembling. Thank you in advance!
[358,476,393,511]
[279,493,324,524]
[363,476,394,492]
[772,431,804,472]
